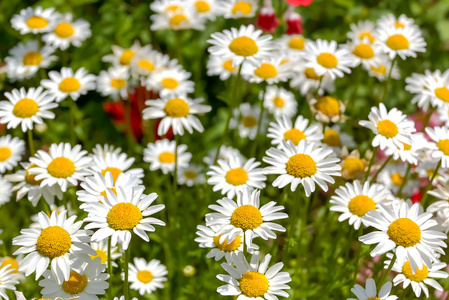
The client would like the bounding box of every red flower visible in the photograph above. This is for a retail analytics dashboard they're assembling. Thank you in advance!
[284,0,313,6]
[286,13,303,35]
[256,6,279,33]
[411,188,422,204]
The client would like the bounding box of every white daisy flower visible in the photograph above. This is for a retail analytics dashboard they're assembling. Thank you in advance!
[85,186,165,250]
[263,86,297,118]
[219,0,258,19]
[376,164,417,197]
[149,0,187,14]
[426,126,449,168]
[190,0,223,20]
[207,156,266,199]
[364,55,400,82]
[322,125,356,155]
[97,66,129,100]
[143,139,192,174]
[127,258,167,295]
[0,87,58,132]
[91,144,122,159]
[206,189,287,248]
[0,264,19,300]
[359,202,447,273]
[150,5,205,31]
[145,65,194,97]
[405,70,441,111]
[276,34,308,60]
[11,6,59,34]
[89,240,121,266]
[0,176,12,206]
[12,210,95,284]
[309,95,346,123]
[340,150,367,180]
[217,251,291,299]
[208,24,275,67]
[263,140,341,196]
[230,103,264,140]
[428,182,449,229]
[0,256,25,283]
[330,180,392,230]
[90,152,144,183]
[377,14,415,31]
[267,115,322,148]
[241,57,292,84]
[416,154,447,186]
[42,13,91,50]
[206,55,239,81]
[130,47,169,79]
[113,296,137,300]
[178,163,205,187]
[0,135,25,173]
[142,94,211,136]
[102,41,141,67]
[203,146,244,166]
[345,37,383,69]
[420,69,449,110]
[384,132,428,165]
[348,278,397,300]
[347,20,377,44]
[290,65,335,96]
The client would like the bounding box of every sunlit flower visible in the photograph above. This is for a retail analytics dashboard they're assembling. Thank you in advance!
[309,95,345,123]
[405,70,441,111]
[91,152,144,183]
[339,150,367,180]
[102,41,142,67]
[426,126,449,168]
[347,20,376,44]
[321,125,356,155]
[190,0,223,20]
[42,13,91,50]
[0,135,25,173]
[267,115,322,148]
[420,70,449,110]
[0,176,12,206]
[348,278,397,300]
[203,146,243,166]
[376,164,417,197]
[151,5,205,31]
[206,55,239,80]
[143,139,191,174]
[97,66,129,100]
[0,264,19,300]
[290,65,335,96]
[127,258,167,295]
[377,14,415,31]
[262,86,297,118]
[345,37,383,69]
[89,240,121,266]
[11,6,59,34]
[130,47,169,79]
[277,34,308,60]
[241,57,292,84]
[145,64,194,97]
[230,103,264,140]
[219,0,258,19]
[384,132,428,165]
[178,163,205,186]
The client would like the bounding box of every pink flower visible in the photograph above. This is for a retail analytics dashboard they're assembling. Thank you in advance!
[284,0,313,6]
[256,6,279,33]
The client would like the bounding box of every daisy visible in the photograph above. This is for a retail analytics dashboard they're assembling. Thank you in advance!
[91,144,122,158]
[426,126,449,168]
[142,94,211,136]
[346,37,383,69]
[41,67,96,102]
[241,57,292,84]
[39,257,109,300]
[143,139,192,174]
[377,14,415,31]
[130,47,168,79]
[178,163,205,187]
[0,135,25,173]
[421,70,449,110]
[85,186,165,250]
[217,251,291,299]
[219,0,258,19]
[102,41,142,67]
[11,6,59,34]
[203,146,243,166]
[29,143,92,192]
[12,210,94,284]
[0,87,58,132]
[340,150,367,180]
[190,0,223,20]
[290,65,335,96]
[150,6,205,31]
[359,103,415,151]
[42,13,91,50]
[0,264,19,300]
[207,188,287,248]
[0,176,12,206]
[276,34,308,60]
[302,39,354,80]
[207,156,266,199]
[263,140,341,196]
[267,115,322,148]
[149,0,187,14]
[206,55,239,80]
[416,155,447,187]
[405,70,439,111]
[90,152,144,183]
[330,180,391,230]
[15,291,77,300]
[322,125,356,154]
[127,258,167,295]
[89,240,121,265]
[230,103,263,140]
[263,86,297,118]
[208,25,275,67]
[347,20,376,44]
[348,278,397,300]
[145,65,194,97]
[384,132,428,165]
[364,55,400,82]
[377,164,417,197]
[309,95,345,123]
[359,202,447,273]
[428,182,449,218]
[96,66,129,100]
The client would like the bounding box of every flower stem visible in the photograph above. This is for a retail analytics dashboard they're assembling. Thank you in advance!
[364,146,378,182]
[69,99,77,146]
[421,160,442,207]
[380,57,396,102]
[250,88,266,158]
[397,163,412,197]
[422,107,436,132]
[107,237,112,300]
[370,156,392,184]
[377,253,396,288]
[27,130,35,156]
[173,134,179,193]
[352,226,364,280]
[124,247,130,300]
[285,188,302,255]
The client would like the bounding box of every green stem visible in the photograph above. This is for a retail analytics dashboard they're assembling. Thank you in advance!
[69,99,77,146]
[397,163,412,197]
[380,57,395,102]
[123,99,136,150]
[370,156,392,184]
[285,188,302,255]
[107,237,112,300]
[27,130,35,156]
[377,253,396,288]
[124,247,130,300]
[250,88,266,157]
[352,226,364,280]
[422,107,436,132]
[175,30,183,66]
[173,134,179,193]
[364,146,378,182]
[421,160,442,207]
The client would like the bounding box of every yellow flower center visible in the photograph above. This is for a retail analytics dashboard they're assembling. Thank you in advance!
[317,52,338,68]
[137,270,153,283]
[395,21,405,28]
[360,32,375,43]
[138,60,154,71]
[386,34,409,50]
[348,195,376,217]
[59,77,81,93]
[169,14,188,26]
[342,158,365,178]
[223,60,237,72]
[107,203,142,230]
[184,170,197,179]
[376,120,398,138]
[0,258,19,273]
[232,2,252,15]
[26,15,48,29]
[100,187,117,198]
[352,44,375,59]
[286,154,317,178]
[367,298,380,300]
[229,37,258,57]
[273,97,284,108]
[161,78,179,89]
[225,167,248,185]
[435,87,449,103]
[254,63,278,79]
[390,172,403,186]
[242,116,257,128]
[370,65,386,75]
[166,5,181,12]
[62,271,88,295]
[90,249,107,264]
[288,37,305,50]
[195,0,210,12]
[401,143,412,150]
[315,96,340,116]
[283,128,306,145]
[213,234,241,252]
[13,98,39,118]
[402,261,429,282]
[101,167,122,183]
[54,22,74,38]
[47,157,76,178]
[120,50,135,66]
[26,163,43,185]
[437,139,449,156]
[111,78,126,89]
[387,218,421,247]
[239,271,269,298]
[36,226,72,258]
[304,68,322,80]
[164,98,190,117]
[230,205,263,230]
[159,152,176,163]
[322,129,341,147]
[0,147,11,162]
[22,51,43,66]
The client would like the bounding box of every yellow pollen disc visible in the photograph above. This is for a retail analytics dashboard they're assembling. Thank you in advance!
[360,32,375,43]
[184,171,197,179]
[400,142,412,150]
[242,116,257,128]
[254,63,278,79]
[322,129,341,147]
[101,167,122,183]
[387,218,421,247]
[283,128,306,145]
[0,147,12,162]
[395,21,405,28]
[376,120,398,138]
[54,22,74,38]
[119,50,135,66]
[239,271,269,298]
[370,65,386,75]
[315,96,340,116]
[230,205,263,230]
[22,51,43,66]
[47,157,76,178]
[402,261,429,282]
[195,0,210,12]
[225,167,248,185]
[137,270,153,283]
[59,77,81,93]
[36,226,72,258]
[286,154,317,178]
[317,52,338,68]
[0,258,19,273]
[367,298,380,300]
[352,44,375,59]
[166,5,181,12]
[26,163,43,185]
[390,172,403,186]
[223,60,237,72]
[90,249,107,264]
[435,87,449,103]
[213,234,241,252]
[342,158,365,178]
[386,34,409,50]
[288,37,305,50]
[107,203,142,230]
[229,37,258,57]
[161,78,179,89]
[437,139,449,156]
[26,15,48,29]
[348,195,376,217]
[232,2,252,15]
[164,98,190,117]
[159,152,176,163]
[138,60,154,72]
[273,97,284,108]
[62,271,88,295]
[13,98,39,118]
[170,14,188,26]
[100,187,117,198]
[111,78,126,89]
[304,68,322,80]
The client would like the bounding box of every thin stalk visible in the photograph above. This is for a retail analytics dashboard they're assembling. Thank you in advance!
[69,99,77,146]
[377,253,396,287]
[123,99,136,149]
[422,107,436,132]
[421,160,442,207]
[124,247,130,300]
[380,57,395,103]
[370,156,392,184]
[352,226,364,280]
[27,130,35,156]
[173,134,179,193]
[286,188,302,255]
[107,237,112,300]
[250,88,266,157]
[364,146,378,182]
[397,163,412,197]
